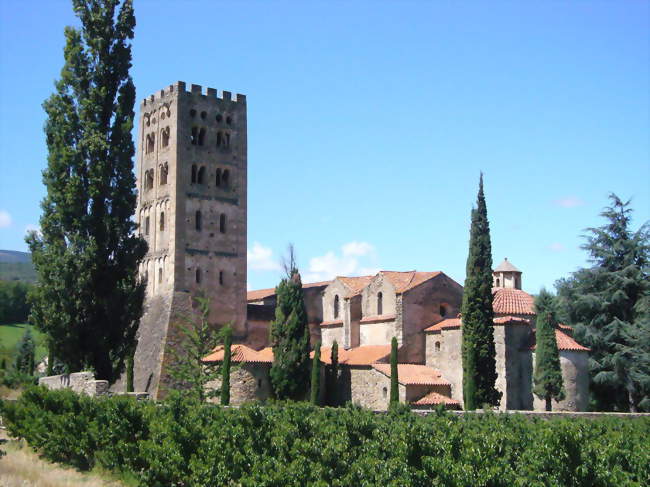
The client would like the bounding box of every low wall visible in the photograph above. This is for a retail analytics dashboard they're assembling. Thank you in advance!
[412,409,650,420]
[38,372,109,397]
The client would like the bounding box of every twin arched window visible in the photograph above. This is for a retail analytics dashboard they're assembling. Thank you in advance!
[216,168,230,189]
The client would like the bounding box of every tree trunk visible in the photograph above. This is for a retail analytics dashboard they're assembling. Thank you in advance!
[629,390,637,413]
[545,395,552,412]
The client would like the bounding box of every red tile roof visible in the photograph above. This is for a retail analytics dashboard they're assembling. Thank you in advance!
[412,391,461,408]
[359,314,396,324]
[320,319,343,327]
[372,364,451,386]
[530,329,589,352]
[492,288,535,315]
[424,318,462,332]
[202,344,273,364]
[493,316,530,325]
[338,275,374,297]
[247,280,331,302]
[313,345,392,366]
[494,258,521,273]
[381,271,443,294]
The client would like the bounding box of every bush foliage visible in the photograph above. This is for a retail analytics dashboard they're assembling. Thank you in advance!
[1,387,649,486]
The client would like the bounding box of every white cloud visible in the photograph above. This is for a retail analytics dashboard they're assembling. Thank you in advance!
[247,242,281,271]
[304,241,379,282]
[0,210,12,228]
[554,196,584,208]
[548,242,565,252]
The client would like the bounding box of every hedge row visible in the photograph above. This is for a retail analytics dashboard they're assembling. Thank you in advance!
[1,386,649,486]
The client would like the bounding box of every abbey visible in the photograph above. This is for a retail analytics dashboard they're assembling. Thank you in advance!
[134,82,589,409]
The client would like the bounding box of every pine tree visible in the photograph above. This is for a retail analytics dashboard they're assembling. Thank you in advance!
[310,341,321,405]
[533,289,565,411]
[461,174,501,410]
[556,194,649,411]
[270,247,311,400]
[389,336,399,407]
[221,326,232,406]
[328,339,339,406]
[25,0,146,383]
[14,328,36,375]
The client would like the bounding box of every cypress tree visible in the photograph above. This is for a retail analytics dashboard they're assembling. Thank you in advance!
[46,345,54,376]
[14,328,36,375]
[328,339,339,406]
[221,326,232,406]
[533,289,565,411]
[389,336,399,406]
[26,0,147,383]
[126,351,134,393]
[310,341,321,405]
[270,248,311,400]
[461,174,501,410]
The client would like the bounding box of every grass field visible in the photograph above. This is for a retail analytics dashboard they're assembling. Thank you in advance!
[0,323,47,366]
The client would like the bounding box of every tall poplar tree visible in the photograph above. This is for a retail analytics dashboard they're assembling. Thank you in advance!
[27,0,147,383]
[461,174,501,409]
[270,248,311,399]
[533,289,565,411]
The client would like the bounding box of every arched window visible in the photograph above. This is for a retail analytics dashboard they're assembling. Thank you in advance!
[160,163,168,185]
[158,268,163,283]
[222,170,230,188]
[191,165,197,184]
[144,216,150,235]
[377,292,383,315]
[219,271,224,285]
[224,132,231,147]
[195,268,201,284]
[496,278,500,287]
[435,341,441,352]
[191,127,198,145]
[197,166,205,184]
[216,131,223,147]
[146,133,155,154]
[161,127,170,147]
[439,304,447,318]
[334,295,340,319]
[195,210,202,231]
[215,168,222,187]
[198,127,206,146]
[219,214,226,233]
[144,169,154,190]
[159,211,165,231]
[382,386,387,398]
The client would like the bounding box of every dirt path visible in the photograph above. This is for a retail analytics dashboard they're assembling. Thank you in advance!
[0,430,126,487]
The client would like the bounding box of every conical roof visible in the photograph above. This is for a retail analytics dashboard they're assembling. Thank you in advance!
[494,258,521,273]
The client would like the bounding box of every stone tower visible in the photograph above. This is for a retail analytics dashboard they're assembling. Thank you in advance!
[493,258,522,289]
[133,81,247,399]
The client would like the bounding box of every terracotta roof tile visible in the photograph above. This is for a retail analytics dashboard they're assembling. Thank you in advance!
[494,258,521,273]
[413,391,462,408]
[424,318,462,332]
[530,329,589,352]
[247,280,331,302]
[313,345,392,366]
[372,364,451,386]
[359,314,396,324]
[256,347,275,362]
[492,288,535,315]
[338,275,374,297]
[381,271,442,294]
[202,344,272,364]
[493,316,530,325]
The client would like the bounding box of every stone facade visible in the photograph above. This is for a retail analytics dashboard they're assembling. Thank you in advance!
[205,364,272,406]
[39,372,110,397]
[133,82,248,399]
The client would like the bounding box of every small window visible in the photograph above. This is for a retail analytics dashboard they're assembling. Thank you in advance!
[190,109,196,117]
[144,169,154,190]
[195,268,201,284]
[160,163,168,185]
[216,168,222,187]
[377,292,383,316]
[216,131,223,147]
[257,379,262,388]
[161,127,170,147]
[435,341,441,352]
[382,387,387,398]
[439,304,447,318]
[197,166,205,185]
[198,127,206,146]
[334,295,340,319]
[219,214,226,233]
[200,111,207,119]
[158,268,162,283]
[191,165,197,184]
[216,114,223,122]
[146,133,155,154]
[219,271,224,285]
[226,116,232,125]
[195,210,202,231]
[159,212,165,231]
[144,216,150,236]
[191,127,198,145]
[496,278,500,287]
[224,132,230,148]
[222,169,230,188]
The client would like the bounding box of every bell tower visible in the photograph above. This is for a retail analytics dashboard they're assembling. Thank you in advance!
[493,258,522,290]
[133,81,247,398]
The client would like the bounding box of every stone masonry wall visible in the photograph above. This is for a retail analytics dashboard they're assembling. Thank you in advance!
[39,372,109,397]
[205,364,271,405]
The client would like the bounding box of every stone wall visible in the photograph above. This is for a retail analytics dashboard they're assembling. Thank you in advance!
[533,350,589,411]
[427,328,463,403]
[39,372,109,397]
[205,364,271,405]
[359,318,400,346]
[348,367,405,411]
[321,324,344,347]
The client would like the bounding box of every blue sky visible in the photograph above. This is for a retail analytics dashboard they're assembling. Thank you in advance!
[0,0,648,294]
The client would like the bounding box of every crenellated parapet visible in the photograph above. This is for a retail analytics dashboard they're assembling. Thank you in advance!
[141,81,246,108]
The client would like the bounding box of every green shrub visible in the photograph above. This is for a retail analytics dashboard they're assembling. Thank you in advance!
[1,387,649,486]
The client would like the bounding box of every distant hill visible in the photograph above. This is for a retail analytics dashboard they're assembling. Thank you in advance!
[0,250,36,283]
